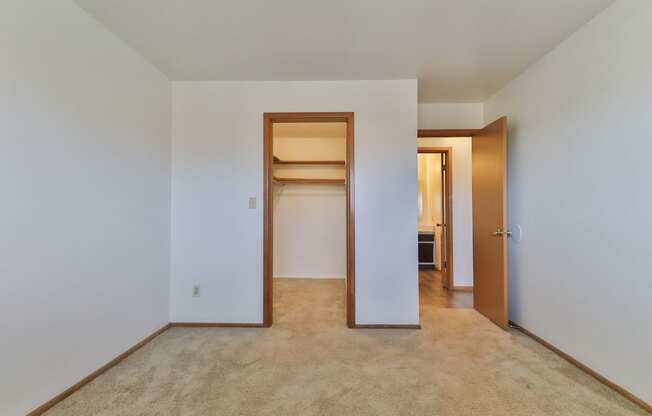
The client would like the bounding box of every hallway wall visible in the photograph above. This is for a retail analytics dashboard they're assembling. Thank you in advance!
[418,103,483,129]
[484,0,652,404]
[417,153,442,230]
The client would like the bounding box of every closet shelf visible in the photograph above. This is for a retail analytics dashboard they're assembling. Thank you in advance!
[273,156,345,166]
[273,177,345,185]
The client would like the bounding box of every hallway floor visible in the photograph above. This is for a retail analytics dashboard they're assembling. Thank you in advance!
[45,278,645,415]
[419,269,473,309]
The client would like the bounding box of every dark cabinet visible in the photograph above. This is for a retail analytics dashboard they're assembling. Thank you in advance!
[418,231,435,270]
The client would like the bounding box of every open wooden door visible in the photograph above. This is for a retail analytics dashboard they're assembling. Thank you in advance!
[472,117,509,329]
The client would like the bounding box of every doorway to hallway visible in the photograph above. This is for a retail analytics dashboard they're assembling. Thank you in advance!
[417,117,509,330]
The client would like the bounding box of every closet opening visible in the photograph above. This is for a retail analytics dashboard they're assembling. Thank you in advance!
[263,113,355,328]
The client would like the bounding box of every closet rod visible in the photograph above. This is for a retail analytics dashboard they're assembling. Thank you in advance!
[273,177,345,185]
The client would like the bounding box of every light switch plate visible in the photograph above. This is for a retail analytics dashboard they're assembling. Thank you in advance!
[248,197,256,209]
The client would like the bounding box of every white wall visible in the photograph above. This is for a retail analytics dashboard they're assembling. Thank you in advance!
[171,80,419,325]
[273,185,346,279]
[418,138,474,287]
[484,0,652,403]
[418,153,443,269]
[0,2,172,415]
[418,103,483,129]
[418,153,442,229]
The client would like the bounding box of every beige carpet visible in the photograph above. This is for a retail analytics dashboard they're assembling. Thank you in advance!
[46,277,647,415]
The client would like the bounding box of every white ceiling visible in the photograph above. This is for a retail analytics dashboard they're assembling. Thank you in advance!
[74,0,614,102]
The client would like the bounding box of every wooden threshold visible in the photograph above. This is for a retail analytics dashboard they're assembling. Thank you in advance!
[273,177,345,185]
[274,158,345,166]
[354,324,421,329]
[452,286,473,292]
[169,322,265,328]
[26,323,171,416]
[510,321,651,413]
[418,129,479,138]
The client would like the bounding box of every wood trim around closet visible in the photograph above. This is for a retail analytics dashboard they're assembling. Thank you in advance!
[418,129,479,138]
[263,112,355,328]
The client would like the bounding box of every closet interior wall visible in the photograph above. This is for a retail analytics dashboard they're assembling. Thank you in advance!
[272,123,347,279]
